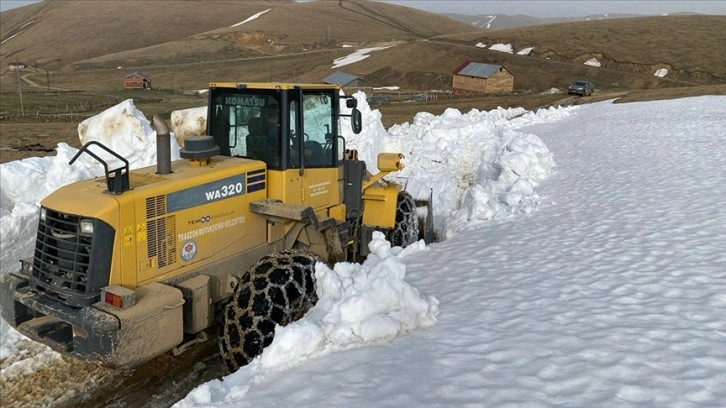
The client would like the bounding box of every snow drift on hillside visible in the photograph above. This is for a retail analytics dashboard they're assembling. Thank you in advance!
[332,44,396,69]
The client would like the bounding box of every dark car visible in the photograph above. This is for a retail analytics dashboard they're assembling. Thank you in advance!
[568,80,594,96]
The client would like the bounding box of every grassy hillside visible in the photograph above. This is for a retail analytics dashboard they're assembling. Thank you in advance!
[0,0,478,71]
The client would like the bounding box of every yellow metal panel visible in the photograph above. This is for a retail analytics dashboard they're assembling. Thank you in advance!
[302,168,341,211]
[377,153,404,172]
[210,82,342,91]
[329,204,346,221]
[361,185,401,228]
[267,167,341,213]
[267,169,302,203]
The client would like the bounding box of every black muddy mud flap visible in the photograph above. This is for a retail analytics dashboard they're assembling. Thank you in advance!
[0,271,184,368]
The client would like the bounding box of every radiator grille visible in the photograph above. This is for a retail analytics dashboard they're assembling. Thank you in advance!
[30,209,113,307]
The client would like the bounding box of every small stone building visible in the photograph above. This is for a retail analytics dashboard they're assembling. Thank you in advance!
[452,62,514,94]
[124,71,151,90]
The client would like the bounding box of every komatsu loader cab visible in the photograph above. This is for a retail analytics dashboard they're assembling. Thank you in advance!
[0,83,432,372]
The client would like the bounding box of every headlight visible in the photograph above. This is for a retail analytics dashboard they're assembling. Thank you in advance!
[40,208,47,222]
[80,219,94,234]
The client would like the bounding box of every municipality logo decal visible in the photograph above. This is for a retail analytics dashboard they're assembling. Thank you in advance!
[181,240,198,262]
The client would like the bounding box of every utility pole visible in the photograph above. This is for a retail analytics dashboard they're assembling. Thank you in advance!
[16,64,25,114]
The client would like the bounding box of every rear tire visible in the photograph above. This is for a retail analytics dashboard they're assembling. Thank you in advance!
[219,251,319,373]
[389,191,420,248]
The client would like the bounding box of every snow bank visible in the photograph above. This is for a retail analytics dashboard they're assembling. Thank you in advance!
[171,106,207,147]
[176,233,437,406]
[342,92,563,236]
[78,99,181,166]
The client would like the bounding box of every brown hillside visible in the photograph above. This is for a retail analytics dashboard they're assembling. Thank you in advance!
[0,0,479,72]
[0,1,292,70]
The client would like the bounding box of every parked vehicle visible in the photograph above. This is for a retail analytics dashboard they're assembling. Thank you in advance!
[568,80,594,96]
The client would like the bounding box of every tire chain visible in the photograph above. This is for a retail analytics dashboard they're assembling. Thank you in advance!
[219,250,319,373]
[389,191,420,247]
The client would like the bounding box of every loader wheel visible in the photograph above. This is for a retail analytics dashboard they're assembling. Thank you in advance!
[219,251,319,373]
[389,191,420,248]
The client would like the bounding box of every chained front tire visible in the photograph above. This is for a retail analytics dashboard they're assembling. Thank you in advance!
[219,251,319,373]
[389,191,420,248]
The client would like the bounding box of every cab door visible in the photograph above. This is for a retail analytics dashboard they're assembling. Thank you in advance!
[287,89,341,211]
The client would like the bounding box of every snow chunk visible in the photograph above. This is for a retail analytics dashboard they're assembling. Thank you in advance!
[489,43,513,53]
[655,68,668,77]
[584,58,601,67]
[77,99,181,167]
[517,47,534,56]
[171,106,207,147]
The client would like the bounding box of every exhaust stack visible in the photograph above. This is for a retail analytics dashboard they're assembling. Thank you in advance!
[151,115,172,175]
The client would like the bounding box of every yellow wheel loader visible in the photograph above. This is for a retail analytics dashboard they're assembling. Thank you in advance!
[0,83,434,372]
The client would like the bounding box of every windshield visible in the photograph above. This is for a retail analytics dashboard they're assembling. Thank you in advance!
[206,87,339,170]
[208,89,282,168]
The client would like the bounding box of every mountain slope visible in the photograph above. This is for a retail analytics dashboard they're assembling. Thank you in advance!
[0,0,479,71]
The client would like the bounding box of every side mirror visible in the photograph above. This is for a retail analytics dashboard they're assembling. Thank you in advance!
[351,108,362,134]
[346,97,358,109]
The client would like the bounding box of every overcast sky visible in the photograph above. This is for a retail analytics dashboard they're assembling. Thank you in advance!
[2,0,725,17]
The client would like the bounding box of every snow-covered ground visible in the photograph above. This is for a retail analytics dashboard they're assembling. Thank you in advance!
[1,94,725,407]
[174,95,726,407]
